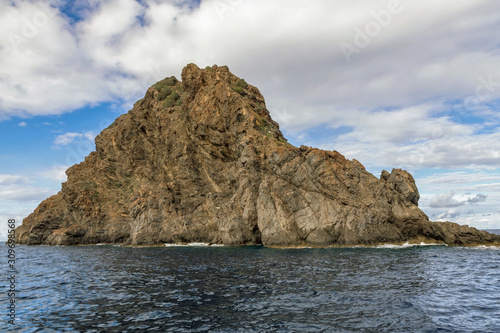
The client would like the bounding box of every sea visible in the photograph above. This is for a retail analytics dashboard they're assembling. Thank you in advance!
[2,230,500,332]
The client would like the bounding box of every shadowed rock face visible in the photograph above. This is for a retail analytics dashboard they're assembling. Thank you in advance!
[16,64,500,247]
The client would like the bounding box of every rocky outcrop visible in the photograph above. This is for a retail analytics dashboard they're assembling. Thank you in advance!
[16,64,500,247]
[381,169,420,206]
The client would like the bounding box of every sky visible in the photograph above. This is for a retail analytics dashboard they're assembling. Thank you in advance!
[1,0,500,240]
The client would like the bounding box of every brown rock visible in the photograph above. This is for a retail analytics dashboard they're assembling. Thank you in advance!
[381,168,420,206]
[15,64,500,247]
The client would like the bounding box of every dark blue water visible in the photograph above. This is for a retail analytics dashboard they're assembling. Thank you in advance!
[2,233,500,332]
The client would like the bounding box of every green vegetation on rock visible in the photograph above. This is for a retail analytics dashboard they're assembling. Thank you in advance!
[154,76,178,91]
[154,76,183,107]
[236,79,248,89]
[231,79,249,96]
[232,86,244,95]
[157,87,172,101]
[162,91,181,108]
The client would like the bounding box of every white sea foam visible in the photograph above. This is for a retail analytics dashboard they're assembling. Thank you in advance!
[273,246,313,250]
[164,242,223,247]
[188,242,210,247]
[467,245,500,251]
[373,242,447,249]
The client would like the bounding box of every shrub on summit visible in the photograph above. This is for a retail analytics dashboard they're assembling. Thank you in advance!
[235,79,248,89]
[154,76,178,91]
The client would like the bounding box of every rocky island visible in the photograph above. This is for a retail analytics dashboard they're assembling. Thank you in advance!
[16,64,500,247]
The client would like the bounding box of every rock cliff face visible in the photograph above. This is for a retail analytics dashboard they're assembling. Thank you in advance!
[16,64,500,246]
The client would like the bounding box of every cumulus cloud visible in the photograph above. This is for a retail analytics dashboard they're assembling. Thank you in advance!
[430,191,464,208]
[314,105,500,169]
[54,131,96,145]
[437,209,461,220]
[419,171,500,188]
[467,194,487,204]
[378,130,500,170]
[39,164,69,182]
[0,184,55,201]
[0,0,499,172]
[0,212,27,240]
[18,121,27,127]
[0,0,499,122]
[0,1,109,116]
[430,191,488,208]
[0,174,29,185]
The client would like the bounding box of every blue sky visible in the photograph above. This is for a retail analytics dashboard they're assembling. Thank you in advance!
[1,0,500,240]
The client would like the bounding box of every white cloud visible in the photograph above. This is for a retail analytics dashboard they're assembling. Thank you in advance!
[430,191,488,208]
[312,121,500,170]
[430,191,464,208]
[467,194,487,204]
[430,173,481,185]
[437,209,461,220]
[381,131,500,170]
[418,171,500,190]
[39,164,69,182]
[54,131,96,145]
[0,173,62,240]
[0,174,29,185]
[18,121,27,127]
[0,212,27,241]
[435,210,500,230]
[0,0,498,121]
[0,198,46,240]
[0,0,145,118]
[54,132,83,145]
[417,171,499,228]
[0,184,56,201]
[78,0,143,41]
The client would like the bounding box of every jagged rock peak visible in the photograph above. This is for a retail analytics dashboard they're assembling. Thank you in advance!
[381,168,420,206]
[15,64,500,247]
